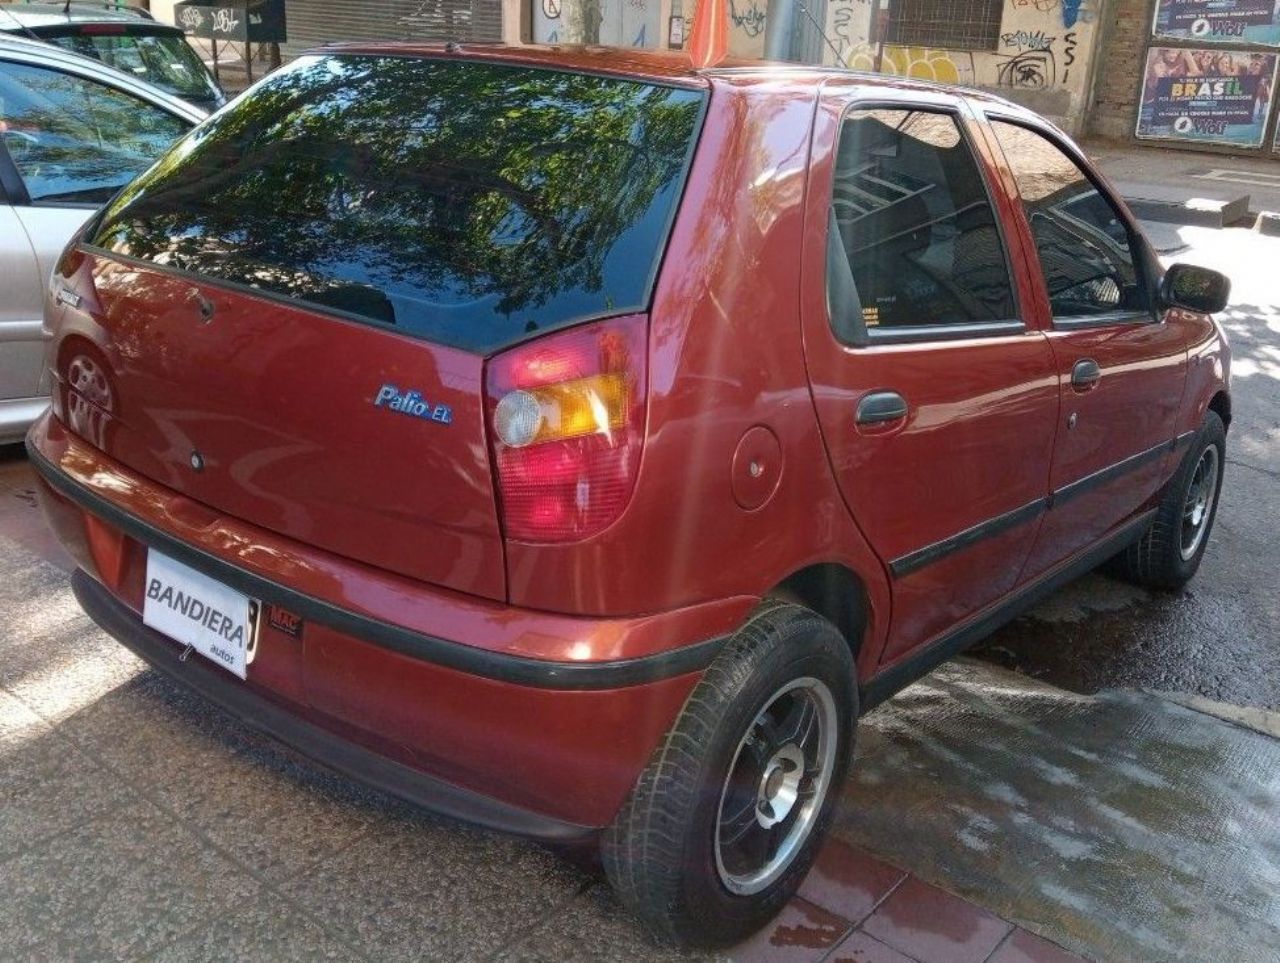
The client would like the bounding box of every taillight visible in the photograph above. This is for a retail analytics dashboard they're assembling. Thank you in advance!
[485,314,648,543]
[55,233,88,280]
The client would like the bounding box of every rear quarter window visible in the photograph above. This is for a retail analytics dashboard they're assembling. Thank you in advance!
[89,55,706,353]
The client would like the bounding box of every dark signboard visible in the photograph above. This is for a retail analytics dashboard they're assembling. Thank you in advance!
[1153,0,1280,46]
[1137,47,1277,146]
[174,1,287,43]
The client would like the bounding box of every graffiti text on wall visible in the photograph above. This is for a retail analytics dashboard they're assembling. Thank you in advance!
[1001,29,1055,50]
[997,30,1059,87]
[843,45,976,84]
[729,0,767,37]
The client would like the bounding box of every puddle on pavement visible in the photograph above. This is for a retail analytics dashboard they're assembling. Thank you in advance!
[765,901,847,951]
[836,659,1280,963]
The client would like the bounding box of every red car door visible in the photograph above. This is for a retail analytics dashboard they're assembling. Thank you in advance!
[980,116,1190,578]
[800,83,1059,665]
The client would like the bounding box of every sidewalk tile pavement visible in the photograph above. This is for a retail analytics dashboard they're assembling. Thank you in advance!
[0,450,1091,963]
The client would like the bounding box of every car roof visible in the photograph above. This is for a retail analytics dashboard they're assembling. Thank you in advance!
[0,2,173,31]
[296,42,1047,117]
[312,41,721,87]
[0,32,206,121]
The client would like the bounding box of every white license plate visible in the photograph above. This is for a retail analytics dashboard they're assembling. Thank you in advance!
[143,551,256,679]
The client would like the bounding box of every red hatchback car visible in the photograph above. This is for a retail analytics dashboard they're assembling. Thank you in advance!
[28,45,1231,947]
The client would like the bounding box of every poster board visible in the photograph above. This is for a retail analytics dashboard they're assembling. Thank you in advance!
[1137,47,1278,146]
[1152,0,1280,47]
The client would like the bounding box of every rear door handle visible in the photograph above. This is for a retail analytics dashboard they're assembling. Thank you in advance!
[856,390,909,425]
[1071,359,1101,389]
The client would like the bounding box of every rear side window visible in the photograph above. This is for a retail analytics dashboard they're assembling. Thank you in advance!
[90,55,705,353]
[53,32,221,102]
[827,107,1015,343]
[990,120,1150,321]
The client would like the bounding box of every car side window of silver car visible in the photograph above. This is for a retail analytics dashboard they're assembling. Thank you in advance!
[0,60,189,207]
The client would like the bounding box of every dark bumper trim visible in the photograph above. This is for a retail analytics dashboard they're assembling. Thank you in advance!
[72,569,597,844]
[29,440,724,690]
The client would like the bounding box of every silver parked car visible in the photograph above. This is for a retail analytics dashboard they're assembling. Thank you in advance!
[0,34,203,444]
[0,2,226,113]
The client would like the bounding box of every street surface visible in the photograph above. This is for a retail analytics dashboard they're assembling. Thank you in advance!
[0,487,1078,962]
[975,222,1280,710]
[837,660,1280,963]
[2,213,1279,961]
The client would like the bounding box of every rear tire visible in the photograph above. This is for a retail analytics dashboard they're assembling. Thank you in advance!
[602,602,856,949]
[1109,411,1226,590]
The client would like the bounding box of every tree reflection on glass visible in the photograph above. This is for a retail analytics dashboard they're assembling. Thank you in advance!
[0,61,190,203]
[95,56,705,352]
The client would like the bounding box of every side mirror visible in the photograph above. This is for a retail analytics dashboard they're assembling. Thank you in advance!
[1160,263,1230,315]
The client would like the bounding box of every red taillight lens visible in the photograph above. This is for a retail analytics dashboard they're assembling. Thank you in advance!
[485,315,648,543]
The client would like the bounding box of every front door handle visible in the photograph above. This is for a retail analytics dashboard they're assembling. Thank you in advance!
[1071,359,1101,389]
[856,390,909,425]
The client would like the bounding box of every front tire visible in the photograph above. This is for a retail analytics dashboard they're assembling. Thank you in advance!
[1111,410,1226,590]
[602,602,856,948]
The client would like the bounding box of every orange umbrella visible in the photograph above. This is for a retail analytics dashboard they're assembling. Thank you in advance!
[688,0,729,68]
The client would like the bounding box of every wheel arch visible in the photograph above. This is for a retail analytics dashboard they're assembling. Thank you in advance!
[1208,390,1231,431]
[764,563,869,668]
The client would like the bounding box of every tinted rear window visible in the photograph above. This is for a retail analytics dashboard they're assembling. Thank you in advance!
[89,55,705,352]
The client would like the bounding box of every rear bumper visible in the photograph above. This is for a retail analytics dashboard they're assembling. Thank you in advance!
[28,413,750,830]
[73,569,593,844]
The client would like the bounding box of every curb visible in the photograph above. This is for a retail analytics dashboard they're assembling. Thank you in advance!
[1122,194,1250,228]
[1148,690,1280,740]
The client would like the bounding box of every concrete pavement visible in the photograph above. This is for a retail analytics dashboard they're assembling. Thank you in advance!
[0,456,1085,961]
[8,443,1280,961]
[975,222,1280,712]
[1085,140,1280,229]
[4,148,1280,963]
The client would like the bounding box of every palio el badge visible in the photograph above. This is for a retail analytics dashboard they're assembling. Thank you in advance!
[373,384,453,425]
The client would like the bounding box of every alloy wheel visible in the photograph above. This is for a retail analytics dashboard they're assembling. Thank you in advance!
[714,677,839,896]
[1180,445,1220,561]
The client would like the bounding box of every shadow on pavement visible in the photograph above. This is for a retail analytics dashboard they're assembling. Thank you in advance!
[838,658,1280,963]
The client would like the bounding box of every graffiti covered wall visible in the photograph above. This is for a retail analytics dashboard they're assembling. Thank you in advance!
[517,0,1102,132]
[821,0,1103,131]
[669,0,770,58]
[672,0,1100,131]
[530,0,664,46]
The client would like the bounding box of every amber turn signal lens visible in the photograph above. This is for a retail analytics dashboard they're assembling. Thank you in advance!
[493,374,628,448]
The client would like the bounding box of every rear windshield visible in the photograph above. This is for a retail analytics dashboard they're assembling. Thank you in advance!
[49,31,220,101]
[89,55,706,353]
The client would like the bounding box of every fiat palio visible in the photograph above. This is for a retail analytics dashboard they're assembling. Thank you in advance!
[28,45,1231,947]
